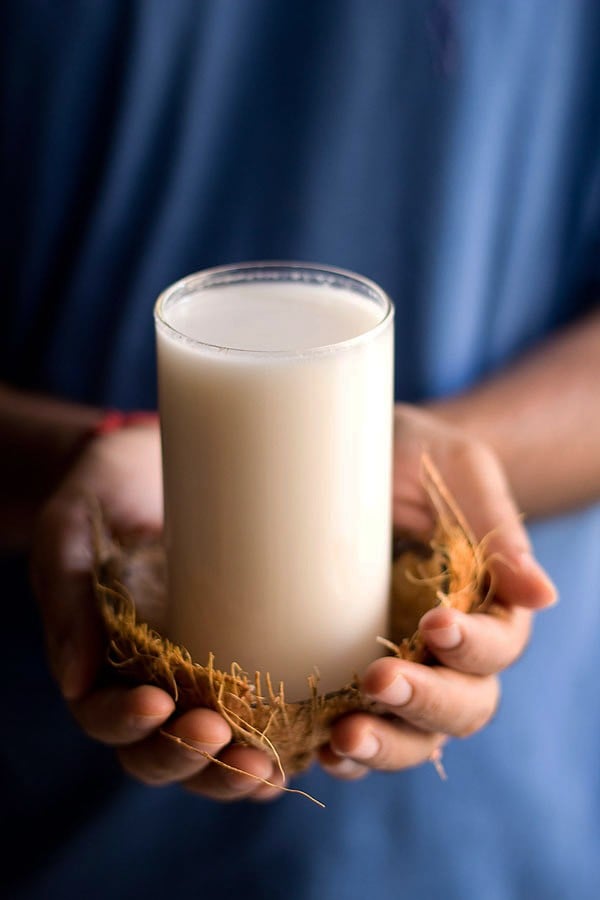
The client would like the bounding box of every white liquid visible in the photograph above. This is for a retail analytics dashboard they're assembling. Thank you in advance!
[157,280,394,700]
[167,283,382,350]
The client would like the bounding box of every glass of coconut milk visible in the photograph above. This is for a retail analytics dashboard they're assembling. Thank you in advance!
[154,262,394,701]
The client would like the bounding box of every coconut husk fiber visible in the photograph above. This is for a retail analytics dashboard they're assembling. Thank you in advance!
[92,456,490,798]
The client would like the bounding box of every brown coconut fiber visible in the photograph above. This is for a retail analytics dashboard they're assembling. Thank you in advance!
[92,456,491,804]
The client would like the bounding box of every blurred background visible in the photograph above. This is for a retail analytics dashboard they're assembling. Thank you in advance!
[1,2,599,898]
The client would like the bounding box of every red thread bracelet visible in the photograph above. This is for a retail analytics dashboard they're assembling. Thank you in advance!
[90,409,159,439]
[72,409,159,462]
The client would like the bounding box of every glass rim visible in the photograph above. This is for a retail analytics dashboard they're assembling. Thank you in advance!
[154,260,394,358]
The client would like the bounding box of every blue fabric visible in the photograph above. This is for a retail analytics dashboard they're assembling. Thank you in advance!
[2,2,599,898]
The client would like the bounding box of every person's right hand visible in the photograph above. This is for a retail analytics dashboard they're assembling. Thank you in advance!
[30,421,283,802]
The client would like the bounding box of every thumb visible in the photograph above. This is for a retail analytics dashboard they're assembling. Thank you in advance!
[437,445,558,610]
[30,493,104,700]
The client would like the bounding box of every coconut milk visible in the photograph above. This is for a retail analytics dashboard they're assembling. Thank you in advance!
[156,273,394,700]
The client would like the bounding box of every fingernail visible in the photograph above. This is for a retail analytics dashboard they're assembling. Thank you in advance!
[322,757,366,777]
[424,623,462,650]
[168,734,229,760]
[368,673,413,707]
[131,713,173,731]
[350,732,380,761]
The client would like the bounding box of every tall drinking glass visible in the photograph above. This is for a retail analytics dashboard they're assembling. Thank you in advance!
[154,262,394,701]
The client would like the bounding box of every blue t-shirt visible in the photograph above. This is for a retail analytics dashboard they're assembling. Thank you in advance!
[2,2,600,898]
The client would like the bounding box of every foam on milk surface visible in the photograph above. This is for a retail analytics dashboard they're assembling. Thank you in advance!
[166,282,383,351]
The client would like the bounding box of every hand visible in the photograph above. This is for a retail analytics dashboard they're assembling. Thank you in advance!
[319,404,557,780]
[31,422,281,802]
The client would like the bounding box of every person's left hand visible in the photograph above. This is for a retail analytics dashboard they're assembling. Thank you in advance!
[318,404,557,780]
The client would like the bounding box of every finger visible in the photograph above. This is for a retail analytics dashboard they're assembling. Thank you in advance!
[438,442,557,609]
[249,769,288,802]
[317,745,370,781]
[329,713,443,771]
[116,708,231,785]
[183,745,276,802]
[486,545,558,610]
[71,685,175,745]
[362,657,500,737]
[418,604,532,675]
[30,494,103,700]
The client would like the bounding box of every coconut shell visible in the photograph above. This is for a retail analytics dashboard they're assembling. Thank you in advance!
[92,457,489,787]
